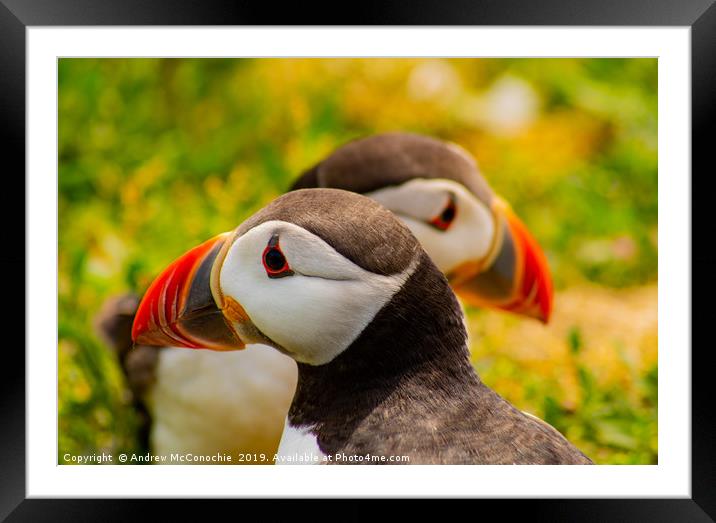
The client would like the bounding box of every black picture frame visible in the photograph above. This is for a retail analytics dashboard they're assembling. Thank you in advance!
[3,0,712,519]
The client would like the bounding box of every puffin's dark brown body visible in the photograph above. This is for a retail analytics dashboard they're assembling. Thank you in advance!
[286,246,591,465]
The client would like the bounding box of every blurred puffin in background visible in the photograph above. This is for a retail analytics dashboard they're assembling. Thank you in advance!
[97,132,553,462]
[130,189,587,464]
[293,133,551,321]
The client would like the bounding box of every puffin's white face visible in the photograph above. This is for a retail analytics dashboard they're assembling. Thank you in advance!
[364,177,554,322]
[218,221,414,365]
[131,190,424,365]
[366,178,499,275]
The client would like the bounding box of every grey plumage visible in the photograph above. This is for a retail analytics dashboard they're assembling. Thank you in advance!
[292,132,495,206]
[236,188,420,276]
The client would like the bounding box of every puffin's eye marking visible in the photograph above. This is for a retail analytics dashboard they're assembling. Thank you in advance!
[428,194,457,231]
[262,235,294,279]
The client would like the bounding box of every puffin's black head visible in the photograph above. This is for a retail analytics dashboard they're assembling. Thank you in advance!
[132,189,463,366]
[293,132,554,323]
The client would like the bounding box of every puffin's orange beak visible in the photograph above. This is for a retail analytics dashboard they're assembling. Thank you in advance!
[131,232,246,350]
[449,199,553,323]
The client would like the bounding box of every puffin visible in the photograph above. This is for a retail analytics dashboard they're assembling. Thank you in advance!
[131,189,590,464]
[96,132,552,462]
[293,132,551,320]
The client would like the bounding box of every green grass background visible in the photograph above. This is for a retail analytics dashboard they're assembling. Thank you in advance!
[58,58,658,464]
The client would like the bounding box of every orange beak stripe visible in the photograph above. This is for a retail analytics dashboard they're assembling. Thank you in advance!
[451,199,554,324]
[499,205,553,323]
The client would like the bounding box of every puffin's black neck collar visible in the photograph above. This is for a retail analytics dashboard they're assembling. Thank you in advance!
[287,251,475,429]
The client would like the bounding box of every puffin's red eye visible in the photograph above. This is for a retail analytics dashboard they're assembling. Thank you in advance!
[429,195,457,231]
[262,236,293,279]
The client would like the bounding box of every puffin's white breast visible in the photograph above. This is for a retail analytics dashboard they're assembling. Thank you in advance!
[147,345,297,463]
[275,421,326,465]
